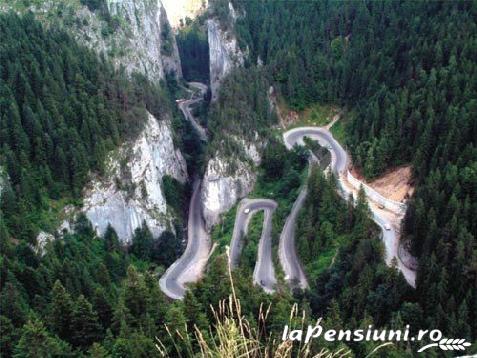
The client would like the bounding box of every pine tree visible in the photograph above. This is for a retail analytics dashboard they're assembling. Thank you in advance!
[92,287,113,330]
[88,342,109,358]
[13,319,71,357]
[122,266,149,325]
[130,223,154,260]
[50,280,74,341]
[71,295,103,349]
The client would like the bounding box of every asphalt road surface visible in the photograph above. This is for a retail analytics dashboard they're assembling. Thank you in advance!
[282,126,416,287]
[229,199,278,293]
[159,82,211,299]
[159,179,211,299]
[178,82,208,141]
[160,104,415,299]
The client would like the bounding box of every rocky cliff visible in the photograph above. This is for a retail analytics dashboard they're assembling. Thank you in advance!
[105,0,182,80]
[208,2,246,100]
[1,0,190,242]
[2,0,182,81]
[0,166,6,200]
[201,138,260,229]
[80,112,187,242]
[201,3,256,226]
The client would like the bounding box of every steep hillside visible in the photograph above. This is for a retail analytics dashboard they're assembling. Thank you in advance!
[232,0,477,341]
[197,2,269,228]
[0,12,168,239]
[207,1,245,101]
[0,0,193,243]
[0,0,183,81]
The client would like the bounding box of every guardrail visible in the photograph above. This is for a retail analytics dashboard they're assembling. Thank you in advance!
[346,170,407,215]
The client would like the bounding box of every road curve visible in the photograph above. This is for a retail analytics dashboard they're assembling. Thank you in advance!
[284,127,348,176]
[159,82,211,299]
[278,127,349,290]
[178,82,208,141]
[229,199,278,293]
[282,126,416,287]
[160,179,211,299]
[278,184,310,290]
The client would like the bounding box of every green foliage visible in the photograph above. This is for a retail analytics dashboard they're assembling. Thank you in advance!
[254,142,308,200]
[240,211,263,271]
[290,168,416,350]
[290,103,337,129]
[1,1,476,355]
[13,319,71,357]
[1,211,174,353]
[207,67,277,157]
[296,169,348,277]
[130,223,154,261]
[177,20,209,82]
[79,0,104,12]
[303,138,331,170]
[210,205,237,248]
[71,295,103,349]
[0,13,172,241]
[50,280,74,341]
[172,107,206,176]
[161,21,173,57]
[329,117,346,146]
[130,223,183,268]
[234,0,476,341]
[162,175,189,223]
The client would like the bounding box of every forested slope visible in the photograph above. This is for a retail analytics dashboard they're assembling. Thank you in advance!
[0,12,180,355]
[0,1,475,356]
[0,13,172,241]
[232,0,476,341]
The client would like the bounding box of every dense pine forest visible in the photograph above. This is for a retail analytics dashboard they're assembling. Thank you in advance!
[176,18,209,83]
[0,13,173,241]
[0,12,181,356]
[230,0,476,343]
[0,0,476,356]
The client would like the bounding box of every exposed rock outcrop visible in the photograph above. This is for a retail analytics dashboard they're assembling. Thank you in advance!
[34,232,55,256]
[106,0,182,80]
[201,138,260,229]
[2,0,182,82]
[1,1,189,244]
[81,112,187,242]
[0,166,6,200]
[208,3,246,100]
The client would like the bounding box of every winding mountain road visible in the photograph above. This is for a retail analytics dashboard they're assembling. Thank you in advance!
[161,84,415,298]
[229,199,277,293]
[178,82,208,141]
[282,126,416,287]
[278,182,310,289]
[277,127,349,289]
[159,82,211,299]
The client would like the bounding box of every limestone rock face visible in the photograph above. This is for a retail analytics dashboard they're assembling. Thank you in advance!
[2,0,183,82]
[34,232,55,256]
[207,2,246,100]
[1,1,188,246]
[0,166,6,200]
[103,0,183,80]
[82,112,187,242]
[201,139,260,229]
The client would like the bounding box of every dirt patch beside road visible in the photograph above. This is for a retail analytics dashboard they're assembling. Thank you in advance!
[351,165,414,202]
